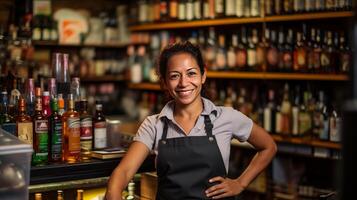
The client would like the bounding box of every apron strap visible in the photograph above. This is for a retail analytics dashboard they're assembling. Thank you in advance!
[161,118,169,140]
[204,115,213,137]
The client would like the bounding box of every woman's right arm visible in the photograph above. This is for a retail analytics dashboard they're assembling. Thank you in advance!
[105,141,150,200]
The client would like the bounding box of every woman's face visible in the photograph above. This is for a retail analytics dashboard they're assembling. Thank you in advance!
[165,53,206,106]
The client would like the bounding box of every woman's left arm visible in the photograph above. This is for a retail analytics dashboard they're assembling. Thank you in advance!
[206,123,277,199]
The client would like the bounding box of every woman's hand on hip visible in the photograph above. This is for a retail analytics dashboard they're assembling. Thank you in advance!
[205,176,245,199]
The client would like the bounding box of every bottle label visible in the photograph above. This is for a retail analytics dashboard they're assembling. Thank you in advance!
[51,121,63,160]
[68,118,80,153]
[81,117,93,151]
[247,49,257,67]
[17,122,33,144]
[236,50,247,68]
[34,119,49,159]
[94,122,107,149]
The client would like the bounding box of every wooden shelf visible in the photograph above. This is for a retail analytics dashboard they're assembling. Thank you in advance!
[207,71,348,81]
[265,11,353,22]
[33,41,146,48]
[127,82,162,91]
[129,11,353,31]
[126,72,348,90]
[81,75,125,82]
[271,134,341,149]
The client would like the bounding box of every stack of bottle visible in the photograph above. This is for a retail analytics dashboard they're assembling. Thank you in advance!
[206,81,342,142]
[34,189,84,200]
[0,53,109,166]
[126,24,351,84]
[130,0,352,25]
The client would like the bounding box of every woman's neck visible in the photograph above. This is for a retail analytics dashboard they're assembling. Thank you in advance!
[174,97,203,120]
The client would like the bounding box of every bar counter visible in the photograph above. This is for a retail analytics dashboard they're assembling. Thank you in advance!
[29,154,156,193]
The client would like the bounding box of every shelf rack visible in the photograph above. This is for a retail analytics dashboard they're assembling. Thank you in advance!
[129,11,353,31]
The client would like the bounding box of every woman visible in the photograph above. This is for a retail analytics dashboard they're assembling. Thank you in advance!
[106,41,277,200]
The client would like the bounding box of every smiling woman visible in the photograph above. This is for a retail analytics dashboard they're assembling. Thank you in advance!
[105,41,277,200]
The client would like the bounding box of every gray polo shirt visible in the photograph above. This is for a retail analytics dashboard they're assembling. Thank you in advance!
[133,97,253,172]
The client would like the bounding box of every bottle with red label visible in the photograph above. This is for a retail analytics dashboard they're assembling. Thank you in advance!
[62,94,81,163]
[93,103,107,150]
[79,100,93,160]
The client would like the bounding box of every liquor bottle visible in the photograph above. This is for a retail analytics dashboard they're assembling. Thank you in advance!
[76,189,84,200]
[243,0,251,17]
[25,78,35,116]
[16,97,33,144]
[42,91,51,117]
[329,108,341,142]
[266,29,279,72]
[298,91,312,136]
[236,27,247,71]
[215,0,224,18]
[264,89,276,133]
[235,0,244,17]
[274,0,282,15]
[205,27,217,70]
[169,0,178,21]
[280,83,291,135]
[247,29,258,71]
[315,0,325,11]
[265,0,274,16]
[159,0,169,22]
[275,105,282,134]
[48,78,57,99]
[320,105,330,140]
[312,91,325,139]
[305,0,315,12]
[126,180,135,200]
[291,86,300,136]
[313,29,322,73]
[215,34,227,71]
[186,0,194,21]
[250,0,260,17]
[32,87,49,166]
[339,32,351,73]
[70,77,81,111]
[227,34,237,70]
[35,193,42,200]
[62,94,81,163]
[1,91,16,135]
[58,93,65,116]
[293,0,304,13]
[93,103,107,150]
[193,0,202,20]
[57,190,64,200]
[49,97,63,163]
[282,29,293,72]
[293,32,307,72]
[9,78,21,116]
[178,0,186,20]
[236,88,251,116]
[320,31,333,73]
[225,0,235,17]
[138,0,148,23]
[79,100,93,160]
[283,0,293,14]
[58,53,71,99]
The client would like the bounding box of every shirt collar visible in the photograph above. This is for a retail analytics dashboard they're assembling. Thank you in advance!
[158,97,218,120]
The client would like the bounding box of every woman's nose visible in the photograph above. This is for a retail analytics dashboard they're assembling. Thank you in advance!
[178,74,189,87]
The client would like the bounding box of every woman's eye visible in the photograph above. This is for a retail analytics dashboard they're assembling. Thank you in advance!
[169,74,180,79]
[188,71,197,76]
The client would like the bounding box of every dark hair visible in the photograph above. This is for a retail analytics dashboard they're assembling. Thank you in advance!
[157,41,205,80]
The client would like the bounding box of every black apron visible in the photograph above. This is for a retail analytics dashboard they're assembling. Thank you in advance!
[156,115,235,200]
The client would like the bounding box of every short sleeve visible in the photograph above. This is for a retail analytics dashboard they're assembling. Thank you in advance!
[133,115,157,150]
[229,108,253,142]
